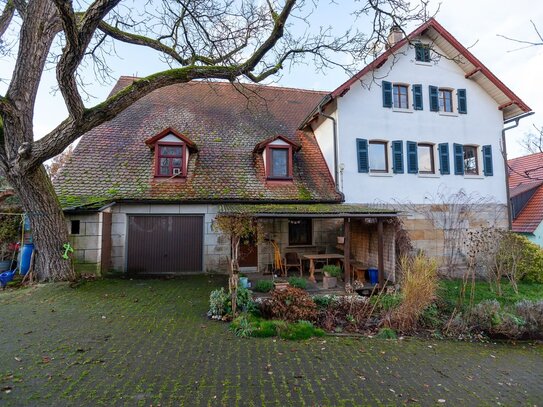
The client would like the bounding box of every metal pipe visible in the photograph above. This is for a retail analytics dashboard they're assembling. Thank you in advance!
[502,111,535,229]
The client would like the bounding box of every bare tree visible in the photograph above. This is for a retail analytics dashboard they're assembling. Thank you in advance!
[520,125,543,155]
[0,0,430,281]
[45,143,74,179]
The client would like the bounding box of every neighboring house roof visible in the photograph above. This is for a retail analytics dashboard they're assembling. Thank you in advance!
[55,79,341,206]
[302,18,531,125]
[508,152,543,233]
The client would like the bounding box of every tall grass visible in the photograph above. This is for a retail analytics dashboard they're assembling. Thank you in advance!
[388,253,439,332]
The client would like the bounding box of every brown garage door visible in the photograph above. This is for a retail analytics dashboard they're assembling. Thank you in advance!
[127,215,203,274]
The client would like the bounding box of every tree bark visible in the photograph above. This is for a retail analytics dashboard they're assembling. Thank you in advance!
[5,165,74,282]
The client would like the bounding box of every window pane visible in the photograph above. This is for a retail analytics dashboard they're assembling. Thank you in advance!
[418,145,434,173]
[393,85,408,108]
[288,219,312,245]
[369,142,387,171]
[159,157,170,175]
[271,148,288,177]
[172,158,182,168]
[439,90,453,112]
[159,146,182,156]
[464,146,478,175]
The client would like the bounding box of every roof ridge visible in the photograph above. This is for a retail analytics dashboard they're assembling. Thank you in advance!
[508,151,543,163]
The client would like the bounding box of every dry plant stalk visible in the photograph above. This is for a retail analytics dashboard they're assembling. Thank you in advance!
[389,253,438,332]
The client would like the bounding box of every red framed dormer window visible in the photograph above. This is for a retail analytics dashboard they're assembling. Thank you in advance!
[266,145,293,179]
[156,142,186,177]
[145,127,197,178]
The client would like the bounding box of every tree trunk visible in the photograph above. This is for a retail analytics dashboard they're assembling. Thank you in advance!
[5,165,74,281]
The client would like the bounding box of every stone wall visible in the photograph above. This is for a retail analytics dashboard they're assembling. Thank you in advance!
[66,212,103,275]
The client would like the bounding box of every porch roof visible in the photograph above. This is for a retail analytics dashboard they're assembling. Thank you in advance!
[218,203,397,218]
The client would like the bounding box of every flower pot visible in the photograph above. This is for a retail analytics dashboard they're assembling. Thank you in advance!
[323,276,337,289]
[273,281,289,291]
[239,277,249,289]
[337,236,345,244]
[0,260,11,272]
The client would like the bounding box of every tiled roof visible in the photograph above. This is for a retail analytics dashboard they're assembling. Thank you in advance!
[55,78,341,206]
[508,153,543,233]
[219,203,396,217]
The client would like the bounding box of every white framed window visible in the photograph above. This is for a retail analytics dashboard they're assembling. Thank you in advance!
[369,140,389,173]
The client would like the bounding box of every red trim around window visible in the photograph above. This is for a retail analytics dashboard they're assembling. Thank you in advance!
[265,145,293,180]
[154,141,187,178]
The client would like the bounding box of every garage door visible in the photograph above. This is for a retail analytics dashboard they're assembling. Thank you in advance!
[127,215,203,274]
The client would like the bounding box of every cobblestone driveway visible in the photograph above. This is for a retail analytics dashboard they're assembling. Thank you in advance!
[0,276,541,406]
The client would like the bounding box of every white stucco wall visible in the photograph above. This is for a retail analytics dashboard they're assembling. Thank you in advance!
[314,38,508,205]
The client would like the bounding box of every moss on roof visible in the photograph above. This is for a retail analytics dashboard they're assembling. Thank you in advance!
[219,203,396,217]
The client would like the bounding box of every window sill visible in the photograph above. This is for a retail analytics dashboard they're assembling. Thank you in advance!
[418,173,440,178]
[464,174,485,179]
[438,111,458,117]
[392,107,414,114]
[414,61,433,66]
[369,172,394,177]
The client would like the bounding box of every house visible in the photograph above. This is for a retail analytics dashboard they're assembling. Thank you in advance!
[55,80,397,281]
[301,18,532,266]
[55,18,531,280]
[508,152,543,245]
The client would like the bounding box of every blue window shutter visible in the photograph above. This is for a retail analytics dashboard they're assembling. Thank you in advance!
[453,143,464,175]
[429,85,439,111]
[457,89,467,114]
[412,84,423,110]
[438,143,450,175]
[382,81,392,108]
[357,138,369,173]
[406,141,418,174]
[392,141,404,174]
[483,145,493,176]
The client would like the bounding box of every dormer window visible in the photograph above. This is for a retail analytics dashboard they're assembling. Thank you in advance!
[145,127,197,178]
[158,144,183,177]
[254,135,300,181]
[269,146,290,178]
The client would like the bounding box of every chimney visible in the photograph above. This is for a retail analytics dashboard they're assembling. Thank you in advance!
[386,25,404,48]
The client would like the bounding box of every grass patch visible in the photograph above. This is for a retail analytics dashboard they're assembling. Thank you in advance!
[229,316,323,340]
[253,279,273,293]
[440,279,543,307]
[288,277,307,289]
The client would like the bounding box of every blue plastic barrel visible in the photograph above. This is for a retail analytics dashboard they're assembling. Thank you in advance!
[368,268,379,285]
[20,243,34,275]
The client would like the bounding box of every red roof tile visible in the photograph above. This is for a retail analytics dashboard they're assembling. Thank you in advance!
[508,153,543,233]
[55,79,341,205]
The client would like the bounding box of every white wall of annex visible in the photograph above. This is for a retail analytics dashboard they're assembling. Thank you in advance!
[335,39,507,205]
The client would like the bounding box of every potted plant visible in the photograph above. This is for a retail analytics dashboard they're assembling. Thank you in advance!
[239,273,249,289]
[322,265,341,289]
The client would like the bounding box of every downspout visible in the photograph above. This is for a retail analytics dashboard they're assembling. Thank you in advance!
[317,99,340,192]
[502,111,535,229]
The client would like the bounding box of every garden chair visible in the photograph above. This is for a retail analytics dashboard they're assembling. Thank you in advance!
[284,252,303,276]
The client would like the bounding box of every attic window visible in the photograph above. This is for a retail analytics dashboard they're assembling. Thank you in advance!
[267,145,292,179]
[415,43,431,62]
[157,143,184,177]
[145,128,196,178]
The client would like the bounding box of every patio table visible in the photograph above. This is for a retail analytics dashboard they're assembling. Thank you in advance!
[302,253,344,283]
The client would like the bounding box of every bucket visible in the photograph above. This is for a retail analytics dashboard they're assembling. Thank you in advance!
[368,268,379,285]
[20,243,34,275]
[239,276,249,289]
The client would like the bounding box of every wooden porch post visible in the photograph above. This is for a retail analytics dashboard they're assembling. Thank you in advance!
[377,218,384,286]
[344,217,351,285]
[100,211,112,275]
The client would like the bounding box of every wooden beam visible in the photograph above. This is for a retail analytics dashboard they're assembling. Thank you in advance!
[343,217,351,286]
[465,67,481,78]
[498,100,515,111]
[377,219,384,286]
[100,211,112,275]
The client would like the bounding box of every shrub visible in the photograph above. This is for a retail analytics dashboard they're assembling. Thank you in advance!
[261,286,318,322]
[323,265,342,277]
[388,253,438,332]
[469,300,526,339]
[251,320,278,338]
[208,288,229,318]
[288,277,308,289]
[236,287,253,312]
[371,293,401,312]
[253,279,273,293]
[312,294,337,309]
[317,296,372,332]
[375,327,397,339]
[515,300,543,337]
[515,237,543,284]
[420,304,441,329]
[275,320,325,340]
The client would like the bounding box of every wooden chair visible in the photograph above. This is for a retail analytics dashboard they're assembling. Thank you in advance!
[284,252,303,276]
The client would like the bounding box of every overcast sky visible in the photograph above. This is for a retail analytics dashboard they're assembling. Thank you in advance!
[1,0,541,158]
